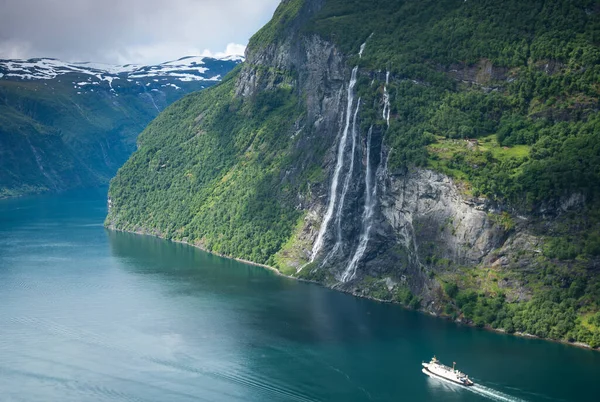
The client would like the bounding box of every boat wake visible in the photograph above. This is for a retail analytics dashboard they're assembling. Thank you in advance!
[468,383,528,402]
[425,370,528,402]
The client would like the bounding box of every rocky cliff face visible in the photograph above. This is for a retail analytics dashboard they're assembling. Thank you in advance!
[223,0,515,305]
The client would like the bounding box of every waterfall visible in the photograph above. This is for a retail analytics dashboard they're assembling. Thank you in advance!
[382,71,390,127]
[342,125,377,282]
[336,98,361,243]
[322,98,361,266]
[359,33,373,58]
[308,66,359,264]
[359,43,366,58]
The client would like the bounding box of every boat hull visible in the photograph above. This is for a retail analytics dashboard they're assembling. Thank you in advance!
[422,367,474,387]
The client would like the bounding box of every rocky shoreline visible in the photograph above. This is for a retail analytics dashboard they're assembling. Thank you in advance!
[107,225,596,352]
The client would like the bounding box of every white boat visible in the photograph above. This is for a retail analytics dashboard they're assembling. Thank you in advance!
[422,356,474,386]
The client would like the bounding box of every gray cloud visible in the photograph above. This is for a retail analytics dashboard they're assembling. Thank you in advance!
[0,0,280,64]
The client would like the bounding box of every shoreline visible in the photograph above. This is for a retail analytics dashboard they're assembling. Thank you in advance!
[107,226,597,352]
[111,226,319,285]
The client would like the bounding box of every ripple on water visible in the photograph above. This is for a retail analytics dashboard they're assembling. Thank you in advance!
[7,316,126,355]
[0,365,149,402]
[19,242,80,248]
[143,355,320,402]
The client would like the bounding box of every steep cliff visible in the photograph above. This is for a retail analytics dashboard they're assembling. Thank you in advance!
[107,0,600,347]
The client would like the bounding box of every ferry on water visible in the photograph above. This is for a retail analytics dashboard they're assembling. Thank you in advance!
[422,356,474,386]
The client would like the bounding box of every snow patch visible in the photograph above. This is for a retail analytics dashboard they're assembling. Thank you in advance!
[0,55,242,85]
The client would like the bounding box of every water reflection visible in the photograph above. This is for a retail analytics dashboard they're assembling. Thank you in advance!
[106,230,378,346]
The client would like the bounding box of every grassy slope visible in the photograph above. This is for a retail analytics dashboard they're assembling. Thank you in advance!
[107,69,308,265]
[108,0,600,347]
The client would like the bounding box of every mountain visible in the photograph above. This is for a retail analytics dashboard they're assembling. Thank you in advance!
[0,55,242,198]
[106,0,600,348]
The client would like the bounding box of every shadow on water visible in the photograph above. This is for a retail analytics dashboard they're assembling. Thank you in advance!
[106,229,384,345]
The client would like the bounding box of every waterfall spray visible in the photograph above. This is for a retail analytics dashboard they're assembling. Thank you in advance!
[301,39,370,272]
[382,71,390,127]
[322,98,361,266]
[307,66,359,265]
[341,125,377,282]
[359,43,366,58]
[358,33,373,58]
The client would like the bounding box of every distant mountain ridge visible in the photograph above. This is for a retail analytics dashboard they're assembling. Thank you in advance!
[0,55,242,95]
[0,55,242,82]
[0,55,242,198]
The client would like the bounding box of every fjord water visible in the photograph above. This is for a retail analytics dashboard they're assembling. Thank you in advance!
[1,190,599,402]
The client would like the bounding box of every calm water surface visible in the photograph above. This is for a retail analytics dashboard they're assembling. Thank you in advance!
[0,189,599,402]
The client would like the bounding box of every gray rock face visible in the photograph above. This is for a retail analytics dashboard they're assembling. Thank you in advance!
[384,169,503,266]
[376,169,507,296]
[231,0,539,304]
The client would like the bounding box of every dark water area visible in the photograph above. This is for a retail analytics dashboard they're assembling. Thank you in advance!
[0,189,599,402]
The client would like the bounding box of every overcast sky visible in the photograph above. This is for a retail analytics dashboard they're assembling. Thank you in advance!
[0,0,281,65]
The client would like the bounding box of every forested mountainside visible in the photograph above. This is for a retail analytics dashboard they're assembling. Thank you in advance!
[107,0,600,348]
[0,56,240,198]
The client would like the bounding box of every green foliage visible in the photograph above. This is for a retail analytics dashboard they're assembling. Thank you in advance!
[311,0,600,68]
[306,0,600,209]
[510,291,579,340]
[409,296,422,310]
[543,237,580,260]
[443,265,600,346]
[248,0,305,50]
[297,265,334,283]
[443,282,459,298]
[542,210,600,260]
[0,69,228,198]
[488,212,515,232]
[590,312,600,327]
[108,70,304,266]
[394,286,414,305]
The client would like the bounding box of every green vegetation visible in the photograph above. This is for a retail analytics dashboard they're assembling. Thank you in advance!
[307,0,600,209]
[444,283,600,348]
[0,63,233,198]
[107,69,306,266]
[437,252,600,347]
[108,0,600,347]
[393,285,421,310]
[248,0,305,49]
[542,209,600,260]
[0,77,163,197]
[306,0,600,346]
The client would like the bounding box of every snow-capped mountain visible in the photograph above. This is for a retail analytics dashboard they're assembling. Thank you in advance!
[0,55,243,95]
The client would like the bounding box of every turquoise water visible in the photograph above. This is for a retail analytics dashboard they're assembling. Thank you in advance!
[0,189,598,402]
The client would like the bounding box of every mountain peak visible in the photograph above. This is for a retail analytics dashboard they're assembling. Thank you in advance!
[0,55,245,82]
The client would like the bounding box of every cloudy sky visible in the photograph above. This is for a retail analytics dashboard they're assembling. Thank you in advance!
[0,0,281,65]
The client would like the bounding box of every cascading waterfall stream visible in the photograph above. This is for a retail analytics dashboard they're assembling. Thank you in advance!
[358,33,373,59]
[359,43,367,58]
[382,71,390,127]
[341,71,393,281]
[305,66,359,267]
[322,98,361,266]
[301,38,371,273]
[341,125,377,282]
